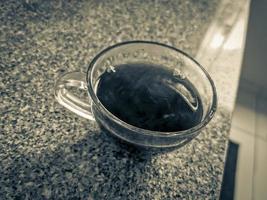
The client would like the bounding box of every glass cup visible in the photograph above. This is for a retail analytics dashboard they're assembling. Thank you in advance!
[55,41,217,148]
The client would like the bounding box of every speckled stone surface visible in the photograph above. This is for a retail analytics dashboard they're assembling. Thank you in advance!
[0,0,239,199]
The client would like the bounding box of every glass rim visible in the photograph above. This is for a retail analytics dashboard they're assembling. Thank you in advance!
[86,40,217,137]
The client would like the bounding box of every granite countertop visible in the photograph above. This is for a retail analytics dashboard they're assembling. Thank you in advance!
[0,0,247,199]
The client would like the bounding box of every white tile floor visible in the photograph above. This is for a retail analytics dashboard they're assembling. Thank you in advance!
[230,84,267,200]
[231,87,256,134]
[230,127,254,200]
[255,97,267,140]
[254,138,267,200]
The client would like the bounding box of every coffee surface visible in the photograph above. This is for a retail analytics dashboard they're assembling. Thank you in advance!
[96,63,203,132]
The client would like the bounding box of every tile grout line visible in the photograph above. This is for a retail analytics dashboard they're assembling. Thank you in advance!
[231,123,267,142]
[231,124,253,136]
[251,94,258,200]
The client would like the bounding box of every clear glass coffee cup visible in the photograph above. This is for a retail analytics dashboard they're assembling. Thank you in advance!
[55,41,217,148]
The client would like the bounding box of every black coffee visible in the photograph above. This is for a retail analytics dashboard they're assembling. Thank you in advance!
[96,63,203,132]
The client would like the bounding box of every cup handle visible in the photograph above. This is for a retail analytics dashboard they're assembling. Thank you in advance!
[54,71,95,121]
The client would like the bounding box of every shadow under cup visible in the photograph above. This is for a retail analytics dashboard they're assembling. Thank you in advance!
[55,41,217,148]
